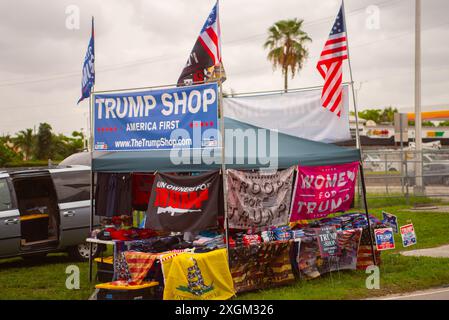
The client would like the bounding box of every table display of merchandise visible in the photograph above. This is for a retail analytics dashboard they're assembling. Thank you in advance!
[88,167,381,300]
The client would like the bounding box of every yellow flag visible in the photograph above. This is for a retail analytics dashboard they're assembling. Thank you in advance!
[162,249,235,300]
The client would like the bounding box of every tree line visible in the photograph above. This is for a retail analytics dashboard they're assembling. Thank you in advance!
[0,123,85,166]
[356,107,444,126]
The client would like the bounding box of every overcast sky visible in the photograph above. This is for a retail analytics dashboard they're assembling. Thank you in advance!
[0,0,448,135]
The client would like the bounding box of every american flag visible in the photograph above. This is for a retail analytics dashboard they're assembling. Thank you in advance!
[177,1,223,86]
[317,5,348,117]
[199,2,221,66]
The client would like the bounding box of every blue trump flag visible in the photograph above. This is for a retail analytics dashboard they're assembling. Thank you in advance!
[78,17,95,104]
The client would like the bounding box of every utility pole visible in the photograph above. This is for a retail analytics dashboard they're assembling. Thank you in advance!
[414,0,424,193]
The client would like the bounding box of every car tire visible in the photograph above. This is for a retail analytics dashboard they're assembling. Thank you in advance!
[22,253,48,262]
[68,242,101,262]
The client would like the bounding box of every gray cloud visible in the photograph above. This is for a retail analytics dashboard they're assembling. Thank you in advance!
[0,0,448,136]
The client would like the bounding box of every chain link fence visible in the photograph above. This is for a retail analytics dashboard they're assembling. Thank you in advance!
[360,149,449,204]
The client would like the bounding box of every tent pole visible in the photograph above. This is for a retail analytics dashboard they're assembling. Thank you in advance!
[359,162,377,266]
[89,171,94,282]
[342,0,376,266]
[88,89,95,283]
[217,69,230,266]
[88,87,95,282]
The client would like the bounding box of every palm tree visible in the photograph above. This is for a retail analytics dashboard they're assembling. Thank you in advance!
[264,19,312,92]
[13,129,35,161]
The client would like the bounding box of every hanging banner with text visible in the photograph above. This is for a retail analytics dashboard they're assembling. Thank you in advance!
[145,171,220,232]
[93,83,219,151]
[227,167,295,229]
[290,162,359,221]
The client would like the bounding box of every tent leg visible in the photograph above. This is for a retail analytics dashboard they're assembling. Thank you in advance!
[89,171,95,283]
[222,170,231,268]
[359,162,377,266]
[217,75,231,268]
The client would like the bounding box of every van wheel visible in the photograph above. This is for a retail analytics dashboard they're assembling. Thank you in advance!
[68,243,100,262]
[22,253,47,262]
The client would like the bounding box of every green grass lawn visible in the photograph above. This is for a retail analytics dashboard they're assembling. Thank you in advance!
[1,200,449,300]
[0,254,96,300]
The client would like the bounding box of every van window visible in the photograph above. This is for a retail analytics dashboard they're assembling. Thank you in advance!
[52,171,90,203]
[0,178,12,211]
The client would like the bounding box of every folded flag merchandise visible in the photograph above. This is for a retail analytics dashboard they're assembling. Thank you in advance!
[146,171,220,232]
[229,241,295,293]
[161,249,235,300]
[123,251,157,285]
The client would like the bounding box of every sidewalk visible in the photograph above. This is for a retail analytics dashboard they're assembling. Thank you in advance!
[369,287,449,300]
[401,244,449,258]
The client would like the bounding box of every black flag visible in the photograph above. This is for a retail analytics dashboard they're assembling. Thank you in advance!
[146,171,220,232]
[177,1,226,86]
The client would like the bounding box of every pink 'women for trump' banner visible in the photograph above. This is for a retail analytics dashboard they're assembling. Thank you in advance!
[290,162,359,221]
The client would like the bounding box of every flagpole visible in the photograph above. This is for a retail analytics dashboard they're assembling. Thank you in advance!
[341,0,377,266]
[88,87,94,283]
[216,0,231,266]
[342,0,361,151]
[88,16,95,283]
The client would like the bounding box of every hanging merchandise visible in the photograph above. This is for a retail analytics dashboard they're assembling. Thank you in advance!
[146,171,220,232]
[290,162,359,222]
[161,249,235,300]
[226,167,295,229]
[95,173,133,217]
[400,224,417,247]
[132,173,155,211]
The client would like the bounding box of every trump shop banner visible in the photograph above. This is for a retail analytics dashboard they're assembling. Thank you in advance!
[290,162,359,221]
[145,171,220,232]
[93,83,218,151]
[227,167,295,229]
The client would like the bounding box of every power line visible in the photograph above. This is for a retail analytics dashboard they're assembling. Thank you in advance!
[0,0,407,88]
